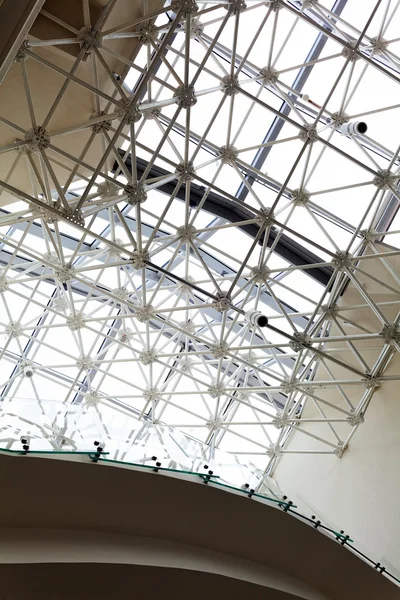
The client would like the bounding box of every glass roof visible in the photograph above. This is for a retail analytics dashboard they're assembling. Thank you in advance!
[0,0,399,475]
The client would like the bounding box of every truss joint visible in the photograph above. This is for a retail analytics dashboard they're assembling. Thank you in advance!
[175,84,197,108]
[176,161,196,182]
[130,249,150,269]
[78,27,102,54]
[211,291,232,313]
[299,125,317,142]
[218,144,238,164]
[223,0,247,13]
[259,67,279,85]
[176,0,199,16]
[221,74,240,96]
[334,441,347,458]
[290,188,310,206]
[331,251,353,271]
[134,304,155,322]
[125,184,147,206]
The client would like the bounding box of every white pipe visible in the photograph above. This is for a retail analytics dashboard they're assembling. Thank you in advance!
[245,310,268,328]
[340,121,368,136]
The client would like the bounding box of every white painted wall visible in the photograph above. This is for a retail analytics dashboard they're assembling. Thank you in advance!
[274,249,400,575]
[274,373,400,573]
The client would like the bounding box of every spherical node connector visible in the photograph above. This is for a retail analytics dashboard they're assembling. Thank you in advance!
[322,304,338,320]
[281,378,298,395]
[269,0,282,10]
[131,249,149,270]
[210,342,230,359]
[334,441,347,458]
[218,144,238,165]
[122,103,142,124]
[42,251,60,265]
[266,444,283,458]
[331,251,353,271]
[176,161,196,182]
[119,327,133,343]
[177,224,197,241]
[180,357,194,373]
[207,382,226,398]
[257,207,275,229]
[5,321,22,338]
[223,0,247,13]
[360,228,377,243]
[259,67,278,85]
[290,188,310,206]
[77,355,94,370]
[134,304,155,323]
[78,27,102,53]
[15,42,29,62]
[76,355,94,370]
[112,287,129,302]
[185,17,204,39]
[370,36,389,54]
[62,209,85,227]
[299,125,317,142]
[363,376,380,390]
[136,21,157,44]
[206,417,223,431]
[25,126,50,152]
[341,44,360,62]
[379,323,400,346]
[176,0,199,16]
[143,387,161,402]
[125,184,147,206]
[53,295,67,312]
[373,169,395,189]
[84,390,100,406]
[212,291,232,313]
[142,107,161,120]
[242,351,256,365]
[220,74,239,96]
[329,111,349,127]
[346,412,365,427]
[179,319,196,334]
[66,312,86,331]
[0,274,9,292]
[175,84,197,108]
[97,180,120,199]
[139,349,158,365]
[272,416,289,429]
[289,332,310,353]
[250,265,270,283]
[54,263,76,283]
[91,112,112,134]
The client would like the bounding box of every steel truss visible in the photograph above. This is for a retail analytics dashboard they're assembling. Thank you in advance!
[0,0,399,477]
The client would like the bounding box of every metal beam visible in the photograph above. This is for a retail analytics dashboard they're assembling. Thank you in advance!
[0,0,46,84]
[113,152,334,286]
[236,0,348,202]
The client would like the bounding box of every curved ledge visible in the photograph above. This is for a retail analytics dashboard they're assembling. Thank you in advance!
[0,453,397,600]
